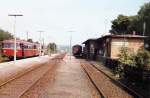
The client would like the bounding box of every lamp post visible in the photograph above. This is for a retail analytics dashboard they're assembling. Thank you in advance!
[8,14,23,64]
[38,31,44,56]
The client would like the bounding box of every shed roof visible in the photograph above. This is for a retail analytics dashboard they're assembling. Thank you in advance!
[100,34,147,39]
[82,34,147,44]
[82,38,97,44]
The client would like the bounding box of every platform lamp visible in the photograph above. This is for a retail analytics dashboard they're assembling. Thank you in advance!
[8,14,23,64]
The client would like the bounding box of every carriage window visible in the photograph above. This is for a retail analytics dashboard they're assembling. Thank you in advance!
[28,45,33,49]
[24,45,28,49]
[3,43,21,49]
[3,43,14,48]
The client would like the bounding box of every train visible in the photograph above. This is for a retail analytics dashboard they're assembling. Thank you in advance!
[2,39,40,59]
[72,45,83,58]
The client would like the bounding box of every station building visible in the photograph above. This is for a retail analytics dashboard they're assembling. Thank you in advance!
[82,39,98,60]
[83,34,146,60]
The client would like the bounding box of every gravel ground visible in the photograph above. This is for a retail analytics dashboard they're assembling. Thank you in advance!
[20,56,101,98]
[0,54,65,98]
[0,56,60,98]
[81,60,133,98]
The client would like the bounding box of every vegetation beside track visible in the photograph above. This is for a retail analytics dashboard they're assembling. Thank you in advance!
[94,47,150,97]
[0,55,9,63]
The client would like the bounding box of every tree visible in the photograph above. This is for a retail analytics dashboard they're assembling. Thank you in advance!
[138,2,150,50]
[35,41,39,44]
[110,15,135,34]
[0,29,13,55]
[27,38,33,42]
[47,43,57,54]
[110,2,150,50]
[0,29,13,41]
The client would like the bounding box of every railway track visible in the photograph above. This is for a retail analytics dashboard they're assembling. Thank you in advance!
[0,61,51,98]
[0,54,66,98]
[80,60,143,98]
[20,55,101,98]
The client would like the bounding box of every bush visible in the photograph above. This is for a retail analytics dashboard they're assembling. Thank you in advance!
[118,47,136,66]
[135,48,150,70]
[117,47,150,83]
[116,47,136,77]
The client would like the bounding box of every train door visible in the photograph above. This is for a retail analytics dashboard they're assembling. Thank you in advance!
[20,43,25,58]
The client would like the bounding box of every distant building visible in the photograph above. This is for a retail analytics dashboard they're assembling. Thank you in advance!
[83,35,146,60]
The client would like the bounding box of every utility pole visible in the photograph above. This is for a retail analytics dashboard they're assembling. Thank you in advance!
[26,31,29,41]
[38,31,44,57]
[70,33,72,60]
[68,30,75,60]
[143,22,146,36]
[8,14,23,64]
[42,38,44,55]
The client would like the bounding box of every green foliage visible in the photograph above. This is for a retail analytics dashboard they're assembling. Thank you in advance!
[110,15,137,34]
[116,47,150,78]
[138,2,150,50]
[27,38,33,42]
[47,43,57,54]
[117,47,150,70]
[0,29,13,56]
[110,2,150,50]
[118,47,135,66]
[116,47,135,77]
[138,2,150,21]
[0,29,13,41]
[135,49,150,70]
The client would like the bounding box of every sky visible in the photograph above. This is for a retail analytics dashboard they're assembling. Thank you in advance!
[0,0,149,45]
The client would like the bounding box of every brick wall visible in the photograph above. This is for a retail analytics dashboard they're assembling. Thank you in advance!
[110,38,144,59]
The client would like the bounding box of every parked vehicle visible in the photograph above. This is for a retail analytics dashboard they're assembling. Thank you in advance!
[2,39,40,59]
[72,45,82,58]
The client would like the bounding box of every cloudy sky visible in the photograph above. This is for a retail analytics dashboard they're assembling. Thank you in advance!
[0,0,149,45]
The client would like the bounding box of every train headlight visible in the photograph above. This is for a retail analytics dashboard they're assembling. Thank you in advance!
[3,50,6,53]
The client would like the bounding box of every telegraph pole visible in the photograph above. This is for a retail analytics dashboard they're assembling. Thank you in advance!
[8,14,23,64]
[143,22,146,36]
[70,33,72,60]
[68,31,74,60]
[26,31,29,40]
[38,31,44,56]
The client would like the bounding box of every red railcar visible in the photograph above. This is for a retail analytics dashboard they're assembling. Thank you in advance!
[2,39,40,59]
